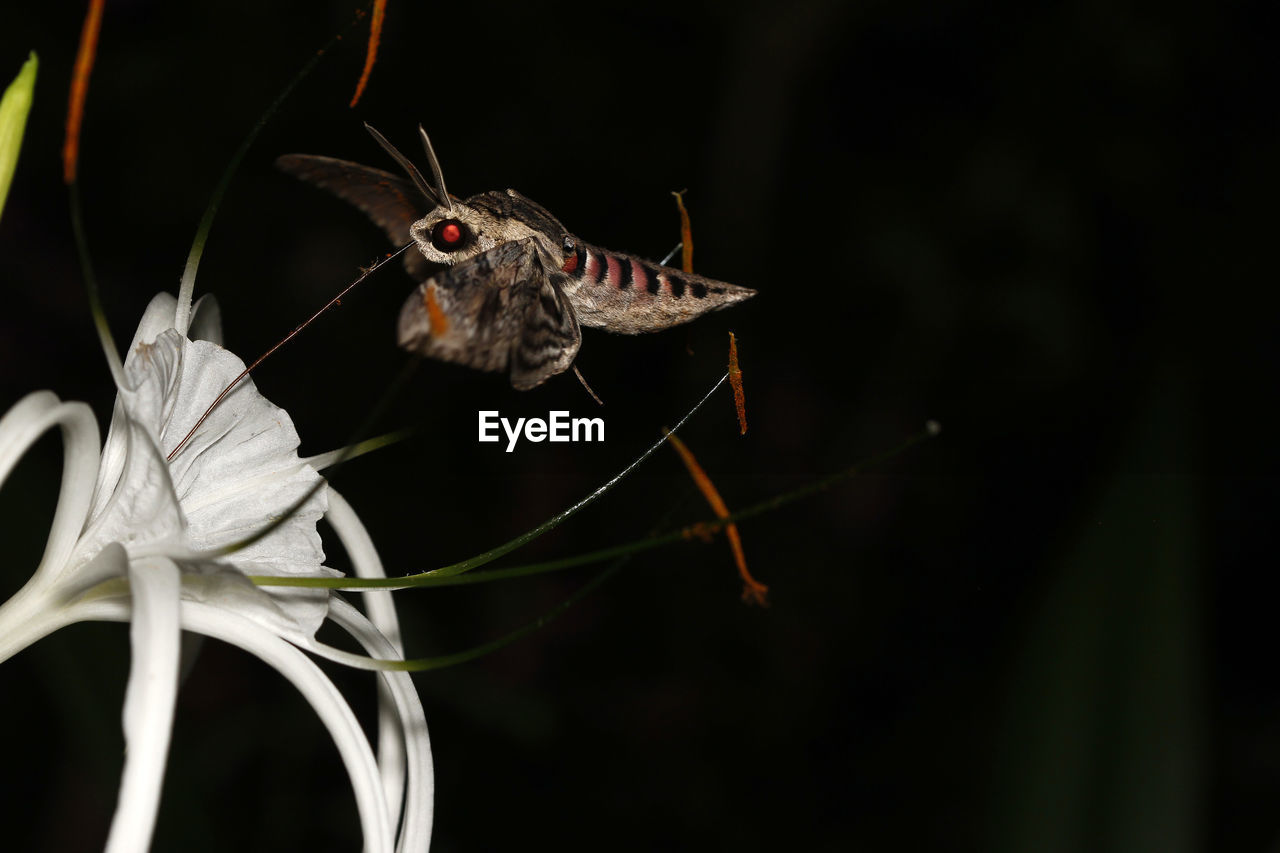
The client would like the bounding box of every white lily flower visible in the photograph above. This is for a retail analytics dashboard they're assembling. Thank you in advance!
[0,293,432,852]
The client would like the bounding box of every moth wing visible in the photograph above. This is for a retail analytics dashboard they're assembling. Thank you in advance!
[397,238,581,389]
[509,268,582,391]
[275,153,433,280]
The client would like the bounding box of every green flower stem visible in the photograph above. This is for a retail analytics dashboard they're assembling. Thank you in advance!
[173,15,362,334]
[70,182,123,382]
[417,372,729,579]
[392,564,624,672]
[305,427,417,471]
[253,417,941,591]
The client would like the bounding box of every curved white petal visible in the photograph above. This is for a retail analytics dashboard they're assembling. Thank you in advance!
[36,403,103,579]
[89,332,184,533]
[104,555,181,853]
[178,602,396,853]
[74,390,189,580]
[325,490,407,818]
[125,293,183,357]
[0,392,101,585]
[63,596,398,853]
[325,489,403,653]
[326,597,434,853]
[0,543,129,665]
[177,566,336,647]
[0,391,63,481]
[188,294,222,346]
[325,487,433,846]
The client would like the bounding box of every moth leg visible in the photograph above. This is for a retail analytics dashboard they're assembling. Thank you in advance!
[659,242,684,267]
[571,365,604,406]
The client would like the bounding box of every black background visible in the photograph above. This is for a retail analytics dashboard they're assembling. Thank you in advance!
[1,1,1275,851]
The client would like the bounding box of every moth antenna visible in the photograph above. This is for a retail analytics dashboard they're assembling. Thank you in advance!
[363,122,442,208]
[417,124,453,212]
[572,365,605,406]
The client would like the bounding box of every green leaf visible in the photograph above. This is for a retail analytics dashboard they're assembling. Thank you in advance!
[0,52,37,223]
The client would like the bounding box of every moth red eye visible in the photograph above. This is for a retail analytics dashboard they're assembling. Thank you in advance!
[431,219,468,252]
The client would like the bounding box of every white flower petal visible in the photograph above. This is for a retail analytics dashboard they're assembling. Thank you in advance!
[187,294,222,346]
[90,291,195,522]
[326,597,434,853]
[178,566,336,647]
[0,543,129,665]
[60,594,398,853]
[0,392,64,481]
[89,335,183,528]
[177,601,396,853]
[104,555,181,853]
[75,396,188,576]
[125,293,183,357]
[325,489,403,653]
[0,391,100,584]
[325,489,421,834]
[154,335,327,572]
[155,333,331,636]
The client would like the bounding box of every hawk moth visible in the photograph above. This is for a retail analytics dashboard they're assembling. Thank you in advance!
[277,125,755,389]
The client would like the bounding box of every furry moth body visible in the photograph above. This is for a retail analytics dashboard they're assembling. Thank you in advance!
[277,126,755,389]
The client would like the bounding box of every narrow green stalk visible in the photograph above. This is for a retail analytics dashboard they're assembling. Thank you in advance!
[70,182,123,384]
[393,565,623,671]
[254,418,941,591]
[306,427,418,471]
[417,372,729,579]
[173,16,362,334]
